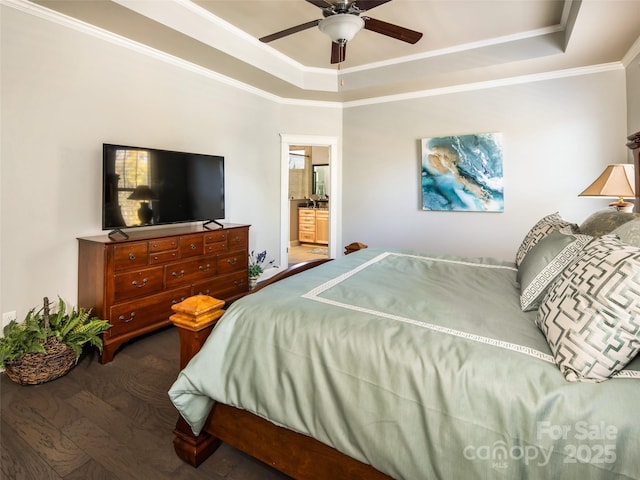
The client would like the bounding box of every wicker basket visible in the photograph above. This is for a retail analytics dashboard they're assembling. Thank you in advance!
[3,297,76,385]
[4,337,76,385]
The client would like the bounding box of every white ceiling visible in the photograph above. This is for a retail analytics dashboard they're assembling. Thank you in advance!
[28,0,640,102]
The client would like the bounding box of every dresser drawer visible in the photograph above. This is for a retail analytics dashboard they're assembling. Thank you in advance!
[149,237,179,252]
[217,250,248,275]
[205,241,227,254]
[114,242,149,271]
[149,250,179,264]
[180,233,204,258]
[227,229,248,250]
[300,223,315,232]
[108,287,191,338]
[165,256,217,288]
[113,266,164,302]
[193,271,248,299]
[204,231,227,243]
[299,231,315,243]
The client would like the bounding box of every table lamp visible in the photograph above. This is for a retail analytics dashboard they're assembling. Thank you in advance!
[579,164,635,212]
[128,185,154,224]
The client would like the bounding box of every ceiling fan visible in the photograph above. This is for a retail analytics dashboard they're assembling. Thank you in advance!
[259,0,423,64]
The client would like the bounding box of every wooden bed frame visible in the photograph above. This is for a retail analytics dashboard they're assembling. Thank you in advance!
[169,131,640,480]
[170,256,393,480]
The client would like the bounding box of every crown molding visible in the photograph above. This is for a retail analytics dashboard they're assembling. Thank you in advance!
[1,0,629,110]
[622,34,640,67]
[342,62,624,108]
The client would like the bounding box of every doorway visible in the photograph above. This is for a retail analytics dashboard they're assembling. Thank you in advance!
[280,134,340,267]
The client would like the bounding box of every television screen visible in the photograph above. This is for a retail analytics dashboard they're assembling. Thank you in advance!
[102,144,225,230]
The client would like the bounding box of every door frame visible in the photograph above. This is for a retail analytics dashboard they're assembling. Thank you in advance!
[280,134,340,266]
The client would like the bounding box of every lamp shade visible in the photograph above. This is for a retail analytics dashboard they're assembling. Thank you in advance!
[128,185,154,201]
[318,14,364,43]
[579,164,635,197]
[579,164,635,211]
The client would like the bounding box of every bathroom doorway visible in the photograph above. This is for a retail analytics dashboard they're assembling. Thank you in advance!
[280,135,340,267]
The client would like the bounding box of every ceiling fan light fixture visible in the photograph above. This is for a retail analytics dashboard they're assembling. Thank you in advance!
[318,14,364,43]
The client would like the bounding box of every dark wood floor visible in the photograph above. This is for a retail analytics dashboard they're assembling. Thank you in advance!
[1,326,291,480]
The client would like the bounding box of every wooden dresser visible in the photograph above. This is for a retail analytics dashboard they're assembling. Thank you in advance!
[77,224,249,363]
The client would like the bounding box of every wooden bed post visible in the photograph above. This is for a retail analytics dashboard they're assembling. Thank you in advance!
[170,295,226,466]
[626,131,640,213]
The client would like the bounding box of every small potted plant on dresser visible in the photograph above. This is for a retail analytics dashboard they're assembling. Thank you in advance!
[248,250,274,290]
[0,297,111,385]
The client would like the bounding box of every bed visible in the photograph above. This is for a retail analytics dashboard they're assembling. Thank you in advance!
[167,133,640,480]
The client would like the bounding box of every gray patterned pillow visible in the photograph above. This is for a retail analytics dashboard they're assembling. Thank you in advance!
[611,219,640,247]
[536,235,640,382]
[578,208,639,237]
[517,230,592,311]
[515,212,578,267]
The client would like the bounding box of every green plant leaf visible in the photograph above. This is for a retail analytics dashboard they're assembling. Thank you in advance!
[0,297,111,369]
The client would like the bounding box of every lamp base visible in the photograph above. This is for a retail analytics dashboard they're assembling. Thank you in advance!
[609,201,634,213]
[138,202,153,224]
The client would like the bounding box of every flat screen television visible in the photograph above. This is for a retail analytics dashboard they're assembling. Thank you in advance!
[102,144,225,232]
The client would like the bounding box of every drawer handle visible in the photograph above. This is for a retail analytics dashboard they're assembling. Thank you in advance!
[190,243,197,250]
[119,312,136,323]
[172,269,185,278]
[132,278,148,288]
[171,296,188,304]
[129,253,136,261]
[199,264,211,272]
[196,290,211,296]
[234,279,246,287]
[227,258,238,265]
[234,236,241,242]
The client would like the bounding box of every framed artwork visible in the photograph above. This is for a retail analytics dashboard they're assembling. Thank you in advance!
[421,133,504,212]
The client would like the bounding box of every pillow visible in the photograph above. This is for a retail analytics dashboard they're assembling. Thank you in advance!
[536,235,640,382]
[578,208,639,237]
[515,212,578,267]
[610,218,640,247]
[517,230,592,311]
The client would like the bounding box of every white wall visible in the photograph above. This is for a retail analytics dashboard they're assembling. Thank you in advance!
[342,70,628,259]
[0,6,339,320]
[626,49,640,135]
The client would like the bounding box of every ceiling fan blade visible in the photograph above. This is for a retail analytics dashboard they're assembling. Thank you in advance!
[355,0,393,11]
[363,17,423,44]
[305,0,334,8]
[259,19,321,43]
[331,42,346,64]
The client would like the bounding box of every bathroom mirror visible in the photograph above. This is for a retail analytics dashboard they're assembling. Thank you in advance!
[312,164,329,197]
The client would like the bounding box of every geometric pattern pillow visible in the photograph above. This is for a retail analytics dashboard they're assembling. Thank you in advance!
[536,235,640,382]
[515,212,578,267]
[517,230,592,311]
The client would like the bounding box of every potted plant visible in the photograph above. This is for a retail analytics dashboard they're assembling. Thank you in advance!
[0,296,111,385]
[248,250,274,289]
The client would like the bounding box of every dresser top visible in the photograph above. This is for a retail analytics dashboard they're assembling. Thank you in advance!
[78,223,250,244]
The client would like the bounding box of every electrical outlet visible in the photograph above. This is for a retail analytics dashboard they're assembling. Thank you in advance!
[2,311,17,328]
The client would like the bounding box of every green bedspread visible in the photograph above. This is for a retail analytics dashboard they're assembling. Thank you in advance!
[169,249,640,480]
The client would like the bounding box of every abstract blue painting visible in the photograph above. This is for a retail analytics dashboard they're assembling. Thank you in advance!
[421,133,504,212]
